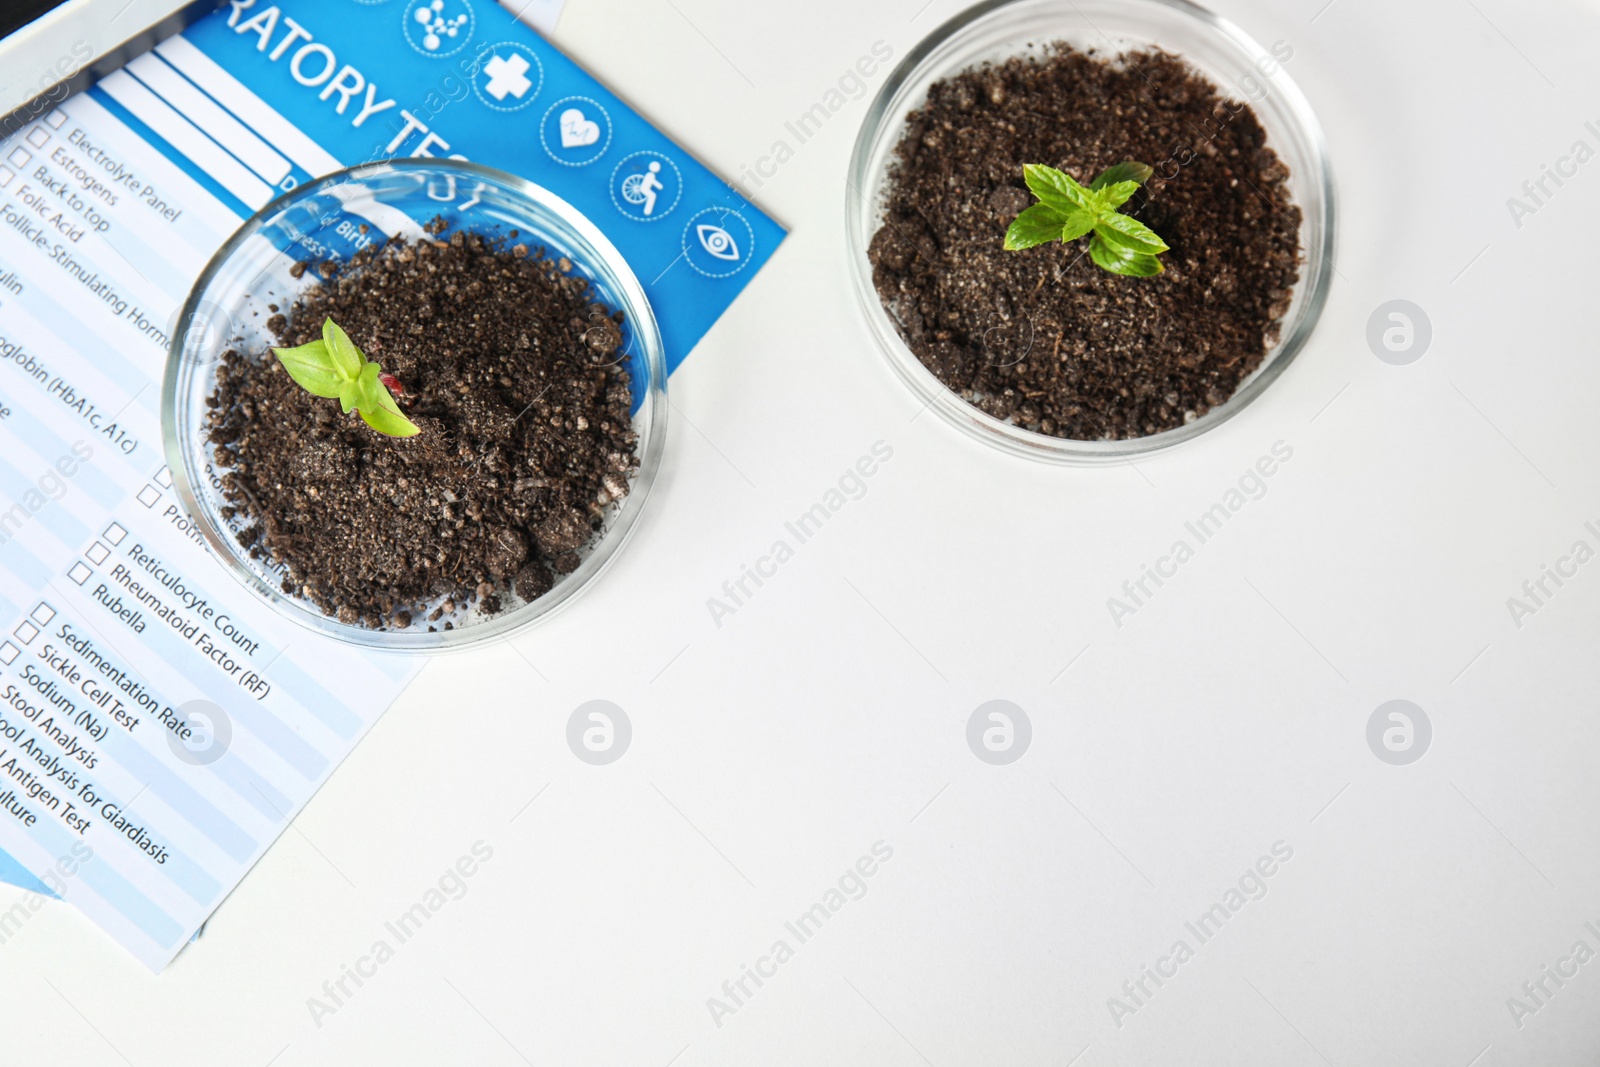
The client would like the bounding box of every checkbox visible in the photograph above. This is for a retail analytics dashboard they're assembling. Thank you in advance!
[0,643,18,666]
[0,168,12,190]
[103,522,126,546]
[26,127,47,148]
[154,466,172,488]
[6,147,30,168]
[44,110,66,130]
[137,485,160,508]
[13,621,38,644]
[85,541,109,565]
[30,603,54,626]
[68,562,92,585]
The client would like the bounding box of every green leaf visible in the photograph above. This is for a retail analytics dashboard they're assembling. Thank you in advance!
[1088,233,1131,273]
[1023,164,1090,215]
[1096,212,1171,255]
[348,362,417,436]
[354,363,402,417]
[358,405,420,438]
[1090,233,1164,276]
[1058,207,1098,242]
[1090,161,1154,190]
[271,340,344,399]
[271,317,420,437]
[1004,203,1069,250]
[337,378,361,415]
[1110,251,1164,277]
[370,376,405,417]
[1008,162,1166,278]
[322,317,363,381]
[1095,180,1141,211]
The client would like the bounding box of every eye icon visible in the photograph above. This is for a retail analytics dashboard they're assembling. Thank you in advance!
[682,209,753,277]
[696,224,740,261]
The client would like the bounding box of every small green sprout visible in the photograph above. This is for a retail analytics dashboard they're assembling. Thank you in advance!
[1004,162,1170,277]
[272,318,419,438]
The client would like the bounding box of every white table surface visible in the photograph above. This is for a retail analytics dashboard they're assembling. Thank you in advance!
[5,0,1600,1064]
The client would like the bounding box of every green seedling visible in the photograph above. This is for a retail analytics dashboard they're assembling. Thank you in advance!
[272,318,419,438]
[1003,161,1170,277]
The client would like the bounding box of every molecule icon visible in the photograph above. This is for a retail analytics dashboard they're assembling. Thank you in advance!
[414,1,469,52]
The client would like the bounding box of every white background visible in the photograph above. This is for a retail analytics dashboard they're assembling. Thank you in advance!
[5,0,1600,1064]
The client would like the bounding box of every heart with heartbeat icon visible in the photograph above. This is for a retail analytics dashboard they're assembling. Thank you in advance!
[559,108,601,149]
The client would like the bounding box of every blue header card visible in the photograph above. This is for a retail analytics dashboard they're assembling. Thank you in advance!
[99,0,786,372]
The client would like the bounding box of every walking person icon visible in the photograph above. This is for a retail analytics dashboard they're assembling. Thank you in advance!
[610,152,682,222]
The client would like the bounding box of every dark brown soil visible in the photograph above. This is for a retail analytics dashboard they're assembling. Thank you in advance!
[868,46,1302,440]
[207,225,639,630]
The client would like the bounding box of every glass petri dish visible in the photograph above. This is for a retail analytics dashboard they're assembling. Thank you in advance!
[163,159,667,651]
[846,0,1336,463]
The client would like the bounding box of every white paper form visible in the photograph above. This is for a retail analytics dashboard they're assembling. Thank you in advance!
[0,91,419,971]
[0,0,783,971]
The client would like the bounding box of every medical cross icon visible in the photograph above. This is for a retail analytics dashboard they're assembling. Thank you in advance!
[483,52,533,100]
